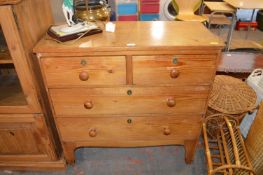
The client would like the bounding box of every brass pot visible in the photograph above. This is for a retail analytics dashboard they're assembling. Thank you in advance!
[74,0,110,22]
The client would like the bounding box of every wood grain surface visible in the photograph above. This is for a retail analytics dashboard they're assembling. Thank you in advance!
[133,55,216,86]
[34,21,223,54]
[0,114,56,161]
[35,21,222,164]
[0,0,21,5]
[224,0,263,9]
[50,86,209,116]
[57,115,202,143]
[0,0,64,170]
[41,56,126,87]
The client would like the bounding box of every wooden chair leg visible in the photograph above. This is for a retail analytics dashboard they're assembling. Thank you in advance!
[184,139,198,164]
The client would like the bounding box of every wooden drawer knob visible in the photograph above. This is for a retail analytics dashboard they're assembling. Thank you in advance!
[163,127,171,135]
[79,71,89,81]
[89,128,97,137]
[170,68,180,79]
[84,101,93,109]
[167,97,176,107]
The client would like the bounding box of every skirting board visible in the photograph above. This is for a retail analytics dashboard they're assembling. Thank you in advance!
[0,158,66,171]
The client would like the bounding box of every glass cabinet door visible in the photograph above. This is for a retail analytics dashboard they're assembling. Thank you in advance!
[0,27,28,107]
[0,7,41,114]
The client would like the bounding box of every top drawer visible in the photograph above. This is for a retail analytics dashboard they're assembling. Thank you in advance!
[133,55,217,86]
[40,56,126,87]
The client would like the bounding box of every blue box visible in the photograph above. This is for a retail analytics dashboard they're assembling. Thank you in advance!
[117,3,137,15]
[140,14,159,21]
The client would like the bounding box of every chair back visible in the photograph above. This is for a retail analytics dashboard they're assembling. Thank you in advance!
[172,0,202,15]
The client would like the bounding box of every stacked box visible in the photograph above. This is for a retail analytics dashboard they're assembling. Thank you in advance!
[139,0,160,21]
[108,0,116,21]
[117,0,138,21]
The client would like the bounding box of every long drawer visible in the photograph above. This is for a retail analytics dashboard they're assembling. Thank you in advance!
[40,56,126,87]
[50,86,209,116]
[56,115,202,143]
[133,55,216,85]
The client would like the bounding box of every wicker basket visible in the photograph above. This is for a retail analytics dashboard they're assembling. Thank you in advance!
[203,114,255,175]
[245,102,263,175]
[208,75,257,115]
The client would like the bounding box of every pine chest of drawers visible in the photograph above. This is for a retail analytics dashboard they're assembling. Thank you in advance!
[34,21,223,164]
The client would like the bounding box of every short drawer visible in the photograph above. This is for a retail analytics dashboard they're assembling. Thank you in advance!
[40,56,126,87]
[133,55,217,85]
[50,86,209,116]
[56,115,202,143]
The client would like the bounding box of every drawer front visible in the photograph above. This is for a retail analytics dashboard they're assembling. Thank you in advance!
[41,56,126,87]
[133,55,216,85]
[57,115,202,143]
[50,86,209,116]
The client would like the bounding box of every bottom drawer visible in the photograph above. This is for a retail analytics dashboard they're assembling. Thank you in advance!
[57,115,202,144]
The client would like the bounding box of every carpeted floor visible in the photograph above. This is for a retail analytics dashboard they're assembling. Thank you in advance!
[0,144,207,175]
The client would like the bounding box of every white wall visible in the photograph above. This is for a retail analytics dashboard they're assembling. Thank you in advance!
[237,9,259,21]
[50,0,65,23]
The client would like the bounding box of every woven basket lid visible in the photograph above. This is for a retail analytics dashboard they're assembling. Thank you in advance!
[208,75,257,114]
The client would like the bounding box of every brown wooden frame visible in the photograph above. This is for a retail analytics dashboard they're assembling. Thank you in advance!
[0,6,40,113]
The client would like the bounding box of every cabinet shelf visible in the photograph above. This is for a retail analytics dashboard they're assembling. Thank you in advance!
[0,74,27,106]
[0,51,13,64]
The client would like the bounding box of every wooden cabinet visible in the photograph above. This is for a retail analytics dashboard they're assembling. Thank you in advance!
[0,114,54,162]
[34,21,223,165]
[0,0,64,170]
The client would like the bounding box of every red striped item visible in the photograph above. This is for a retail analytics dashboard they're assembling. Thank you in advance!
[118,15,138,21]
[140,3,159,13]
[140,0,159,3]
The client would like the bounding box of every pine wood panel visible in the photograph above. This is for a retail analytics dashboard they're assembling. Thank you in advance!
[0,158,66,171]
[133,55,216,85]
[41,56,126,87]
[0,124,41,154]
[10,0,62,160]
[35,21,223,164]
[0,114,56,162]
[50,86,209,116]
[0,0,63,170]
[57,115,202,143]
[33,22,224,54]
[0,5,40,113]
[0,52,12,64]
[224,0,263,9]
[0,74,27,106]
[0,0,21,5]
[13,0,53,54]
[204,2,235,12]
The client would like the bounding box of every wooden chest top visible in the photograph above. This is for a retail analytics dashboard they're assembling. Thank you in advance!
[33,21,224,54]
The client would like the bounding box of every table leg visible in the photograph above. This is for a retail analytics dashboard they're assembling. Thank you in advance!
[184,139,198,164]
[245,9,256,39]
[225,12,237,52]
